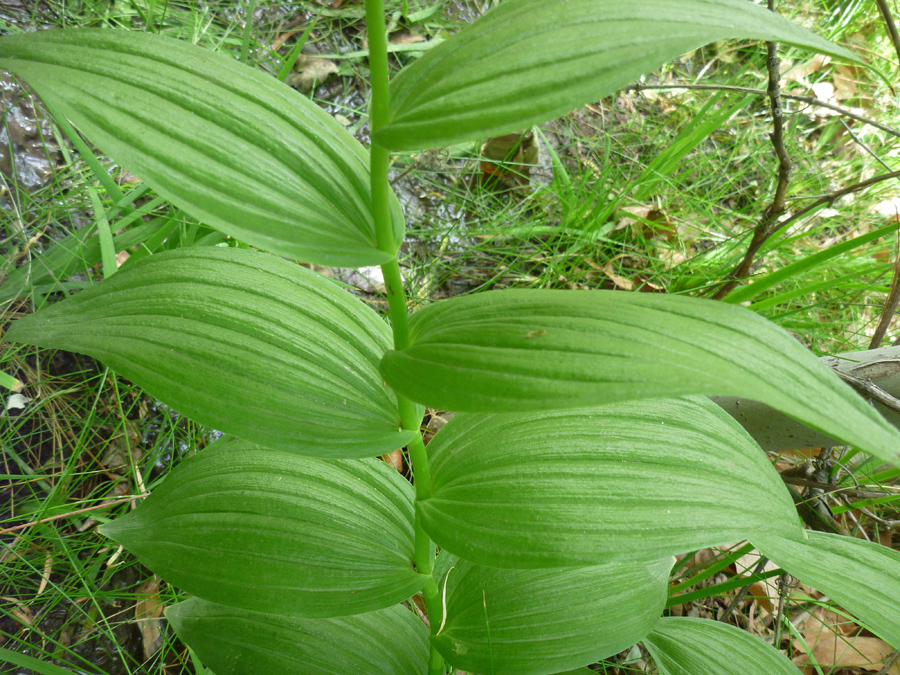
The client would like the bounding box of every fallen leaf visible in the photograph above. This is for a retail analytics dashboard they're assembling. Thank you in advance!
[735,549,781,616]
[136,576,165,661]
[289,55,339,93]
[599,263,633,291]
[794,609,900,674]
[782,54,830,86]
[390,30,425,46]
[2,596,34,628]
[832,64,859,102]
[480,130,539,187]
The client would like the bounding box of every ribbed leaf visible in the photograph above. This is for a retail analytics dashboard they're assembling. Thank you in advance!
[101,439,422,618]
[0,29,403,266]
[754,530,900,647]
[381,290,900,467]
[167,598,429,675]
[432,553,671,675]
[420,397,802,568]
[643,617,797,675]
[377,0,860,150]
[6,247,413,457]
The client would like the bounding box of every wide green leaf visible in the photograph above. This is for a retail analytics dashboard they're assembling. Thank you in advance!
[432,553,671,675]
[754,530,900,647]
[101,439,422,618]
[0,28,404,266]
[6,246,415,457]
[643,617,797,675]
[419,397,802,568]
[167,598,430,675]
[381,289,900,467]
[377,0,861,150]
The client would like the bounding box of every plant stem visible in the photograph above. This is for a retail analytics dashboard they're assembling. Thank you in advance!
[365,1,443,672]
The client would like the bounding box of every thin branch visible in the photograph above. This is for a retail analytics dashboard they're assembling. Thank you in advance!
[625,83,900,139]
[776,169,900,231]
[719,556,769,624]
[0,494,148,536]
[700,168,900,296]
[875,649,900,675]
[875,0,900,69]
[712,16,791,300]
[834,368,900,414]
[779,476,898,500]
[870,226,900,349]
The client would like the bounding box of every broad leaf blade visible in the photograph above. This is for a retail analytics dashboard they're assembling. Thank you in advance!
[0,28,404,266]
[643,617,797,675]
[167,598,430,675]
[381,290,900,467]
[6,247,414,457]
[420,397,802,567]
[101,439,422,618]
[377,0,860,150]
[754,530,900,647]
[432,553,671,675]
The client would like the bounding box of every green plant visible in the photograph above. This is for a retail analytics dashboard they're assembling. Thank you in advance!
[2,1,900,673]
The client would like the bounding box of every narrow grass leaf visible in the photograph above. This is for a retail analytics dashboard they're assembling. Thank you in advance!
[724,221,900,304]
[0,647,98,675]
[377,0,861,150]
[0,205,167,303]
[432,553,671,675]
[643,617,797,675]
[0,29,404,266]
[754,530,900,647]
[101,439,422,618]
[420,397,802,567]
[6,247,414,457]
[167,598,429,675]
[380,289,900,467]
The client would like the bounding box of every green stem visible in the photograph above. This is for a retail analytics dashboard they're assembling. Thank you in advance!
[365,1,443,673]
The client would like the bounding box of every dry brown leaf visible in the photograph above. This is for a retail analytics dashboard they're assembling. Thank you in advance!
[833,64,859,102]
[2,596,34,628]
[289,55,339,93]
[37,551,52,596]
[390,30,425,46]
[600,263,633,291]
[136,576,165,661]
[782,54,831,86]
[735,549,780,616]
[382,449,403,472]
[794,609,900,674]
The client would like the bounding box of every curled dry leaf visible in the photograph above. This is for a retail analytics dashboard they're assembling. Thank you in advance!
[2,596,34,628]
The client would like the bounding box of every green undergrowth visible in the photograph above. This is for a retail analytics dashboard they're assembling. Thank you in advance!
[1,0,899,673]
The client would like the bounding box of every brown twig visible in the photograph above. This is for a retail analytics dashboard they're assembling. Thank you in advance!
[875,0,900,70]
[876,649,900,675]
[0,494,148,536]
[776,169,900,232]
[772,572,793,648]
[712,9,791,300]
[700,169,900,297]
[870,226,900,349]
[838,493,900,529]
[625,83,900,140]
[834,368,900,414]
[779,476,897,500]
[719,556,769,624]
